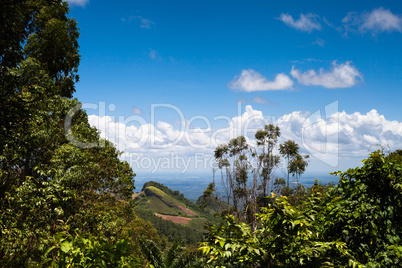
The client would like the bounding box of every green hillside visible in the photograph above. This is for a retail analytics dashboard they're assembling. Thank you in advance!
[134,181,221,244]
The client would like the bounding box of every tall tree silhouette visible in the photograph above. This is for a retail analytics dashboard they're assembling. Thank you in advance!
[279,140,299,186]
[255,124,280,206]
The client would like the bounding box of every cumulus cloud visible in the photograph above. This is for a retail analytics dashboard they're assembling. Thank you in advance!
[343,7,402,35]
[66,0,88,7]
[86,105,402,173]
[229,69,293,92]
[279,13,322,32]
[290,61,363,88]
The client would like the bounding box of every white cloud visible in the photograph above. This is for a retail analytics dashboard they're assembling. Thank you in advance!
[86,105,402,173]
[343,7,402,35]
[66,0,88,7]
[149,49,160,60]
[279,13,322,32]
[136,16,156,29]
[229,69,293,92]
[290,61,362,88]
[124,16,155,29]
[313,38,325,47]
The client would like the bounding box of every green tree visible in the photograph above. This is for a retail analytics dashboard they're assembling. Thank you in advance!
[324,150,402,266]
[140,239,203,268]
[1,0,80,199]
[42,232,142,267]
[0,0,161,266]
[214,127,307,229]
[201,151,402,267]
[214,136,252,222]
[289,153,309,183]
[279,140,299,186]
[200,192,360,267]
[255,124,281,206]
[198,182,216,209]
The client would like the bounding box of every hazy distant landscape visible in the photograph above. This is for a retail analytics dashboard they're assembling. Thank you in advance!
[134,172,336,201]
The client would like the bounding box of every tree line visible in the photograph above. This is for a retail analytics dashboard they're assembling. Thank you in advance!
[212,124,309,230]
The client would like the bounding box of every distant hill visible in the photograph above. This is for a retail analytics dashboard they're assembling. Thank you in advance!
[133,181,222,244]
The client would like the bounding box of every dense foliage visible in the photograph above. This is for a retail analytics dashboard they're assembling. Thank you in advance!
[200,150,402,267]
[0,0,160,266]
[139,239,205,268]
[327,150,402,266]
[135,181,224,245]
[135,209,204,245]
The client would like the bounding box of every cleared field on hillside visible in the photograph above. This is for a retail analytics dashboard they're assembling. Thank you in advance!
[154,213,192,224]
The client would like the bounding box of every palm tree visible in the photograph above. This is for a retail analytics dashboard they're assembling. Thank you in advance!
[279,140,299,186]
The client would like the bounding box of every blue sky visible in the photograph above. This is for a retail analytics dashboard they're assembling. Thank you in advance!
[67,0,402,176]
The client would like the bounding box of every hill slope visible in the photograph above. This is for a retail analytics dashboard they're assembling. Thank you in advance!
[134,181,221,244]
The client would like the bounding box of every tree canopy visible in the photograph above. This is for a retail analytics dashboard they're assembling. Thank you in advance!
[0,1,159,266]
[201,150,402,267]
[212,125,309,229]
